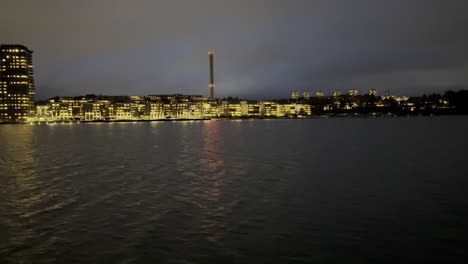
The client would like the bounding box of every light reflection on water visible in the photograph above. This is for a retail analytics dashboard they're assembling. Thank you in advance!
[0,126,60,260]
[1,126,36,243]
[196,121,226,242]
[1,117,468,263]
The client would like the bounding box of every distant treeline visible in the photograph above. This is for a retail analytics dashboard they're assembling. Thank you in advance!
[443,90,468,113]
[281,90,468,116]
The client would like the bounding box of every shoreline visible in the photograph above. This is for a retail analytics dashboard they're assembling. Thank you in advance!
[0,118,211,125]
[2,114,468,125]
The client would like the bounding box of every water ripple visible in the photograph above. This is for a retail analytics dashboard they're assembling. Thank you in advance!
[1,118,468,263]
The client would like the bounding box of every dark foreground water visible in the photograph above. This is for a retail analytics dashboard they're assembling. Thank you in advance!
[1,117,468,263]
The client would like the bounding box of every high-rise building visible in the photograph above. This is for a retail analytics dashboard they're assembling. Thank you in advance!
[303,92,311,99]
[0,44,35,121]
[316,92,324,97]
[368,89,377,96]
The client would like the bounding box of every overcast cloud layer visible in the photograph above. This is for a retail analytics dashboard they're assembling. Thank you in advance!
[2,0,468,99]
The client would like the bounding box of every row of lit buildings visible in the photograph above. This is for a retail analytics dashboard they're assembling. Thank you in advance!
[34,95,312,121]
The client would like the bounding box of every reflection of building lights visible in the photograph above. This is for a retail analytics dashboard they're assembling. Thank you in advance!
[195,120,226,241]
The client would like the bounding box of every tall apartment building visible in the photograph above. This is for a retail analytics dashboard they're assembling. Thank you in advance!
[0,45,35,121]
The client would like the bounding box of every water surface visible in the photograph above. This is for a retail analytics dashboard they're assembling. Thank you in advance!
[1,117,468,263]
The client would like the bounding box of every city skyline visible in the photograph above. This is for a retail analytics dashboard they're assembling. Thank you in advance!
[3,43,468,123]
[3,43,454,105]
[2,0,468,100]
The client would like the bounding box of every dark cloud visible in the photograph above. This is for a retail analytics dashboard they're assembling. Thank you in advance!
[2,0,468,99]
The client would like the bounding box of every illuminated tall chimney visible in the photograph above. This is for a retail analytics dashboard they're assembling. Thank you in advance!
[209,51,215,100]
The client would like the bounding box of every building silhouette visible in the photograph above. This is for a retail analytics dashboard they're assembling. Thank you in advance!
[0,44,35,121]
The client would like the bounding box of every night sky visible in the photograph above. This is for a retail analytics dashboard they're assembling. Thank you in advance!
[2,0,468,100]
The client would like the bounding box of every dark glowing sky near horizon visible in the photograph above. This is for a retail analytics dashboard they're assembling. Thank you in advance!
[2,0,468,99]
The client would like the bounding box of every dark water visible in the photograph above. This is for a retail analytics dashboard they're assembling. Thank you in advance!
[1,117,468,263]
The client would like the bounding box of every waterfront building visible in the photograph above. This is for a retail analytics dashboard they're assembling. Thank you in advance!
[240,101,260,117]
[169,103,193,118]
[143,97,206,119]
[48,97,88,121]
[279,104,311,116]
[35,105,48,119]
[0,44,35,121]
[49,101,73,120]
[98,100,112,118]
[134,103,147,118]
[276,104,286,116]
[110,103,134,120]
[145,102,165,119]
[296,104,312,116]
[221,101,243,117]
[240,101,249,116]
[82,99,111,120]
[189,102,204,118]
[83,102,105,120]
[201,102,221,118]
[259,102,279,117]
